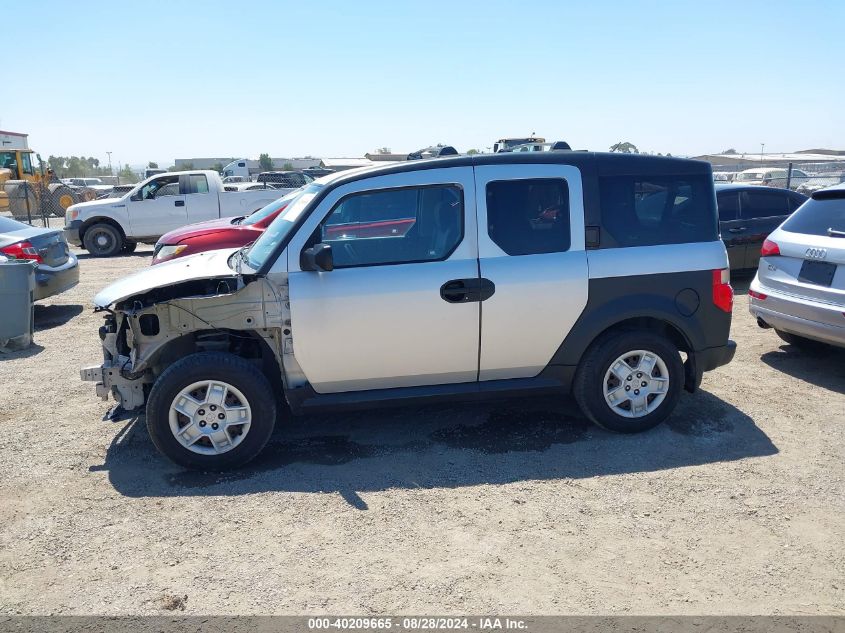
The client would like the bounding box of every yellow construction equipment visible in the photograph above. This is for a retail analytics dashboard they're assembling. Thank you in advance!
[0,130,82,220]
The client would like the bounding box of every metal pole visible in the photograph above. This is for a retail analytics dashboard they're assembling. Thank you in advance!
[23,182,32,225]
[786,162,793,190]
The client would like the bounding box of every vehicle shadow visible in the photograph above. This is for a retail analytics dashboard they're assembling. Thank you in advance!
[760,344,845,395]
[92,390,777,503]
[0,342,44,360]
[33,304,83,331]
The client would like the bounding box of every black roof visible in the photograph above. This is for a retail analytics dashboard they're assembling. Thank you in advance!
[327,152,713,191]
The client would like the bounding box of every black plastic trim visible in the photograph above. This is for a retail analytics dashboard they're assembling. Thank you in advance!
[285,375,567,415]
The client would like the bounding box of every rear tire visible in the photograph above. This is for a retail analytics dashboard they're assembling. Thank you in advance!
[573,330,684,433]
[82,222,123,257]
[775,329,829,351]
[146,352,277,470]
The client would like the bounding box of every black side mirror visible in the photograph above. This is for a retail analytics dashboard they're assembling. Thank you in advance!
[130,191,142,201]
[301,243,334,272]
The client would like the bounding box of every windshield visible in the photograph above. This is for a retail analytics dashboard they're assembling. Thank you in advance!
[737,171,764,181]
[244,183,322,269]
[241,188,302,226]
[781,196,845,237]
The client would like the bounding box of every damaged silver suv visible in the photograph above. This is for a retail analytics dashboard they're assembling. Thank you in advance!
[83,153,735,470]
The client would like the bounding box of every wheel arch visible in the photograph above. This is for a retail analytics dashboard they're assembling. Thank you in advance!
[80,216,127,244]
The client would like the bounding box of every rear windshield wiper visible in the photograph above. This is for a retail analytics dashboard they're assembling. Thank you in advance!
[827,228,845,238]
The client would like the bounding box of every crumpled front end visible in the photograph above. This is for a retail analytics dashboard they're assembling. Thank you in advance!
[81,273,287,413]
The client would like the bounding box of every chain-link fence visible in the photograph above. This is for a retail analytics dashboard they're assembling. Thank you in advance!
[0,179,100,226]
[711,161,845,194]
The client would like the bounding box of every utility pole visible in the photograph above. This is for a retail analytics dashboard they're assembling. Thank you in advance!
[106,151,113,177]
[760,143,765,164]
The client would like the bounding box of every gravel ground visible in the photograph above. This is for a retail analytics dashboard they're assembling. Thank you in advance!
[0,237,843,615]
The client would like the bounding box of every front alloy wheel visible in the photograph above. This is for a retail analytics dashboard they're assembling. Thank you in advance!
[146,352,277,470]
[169,380,252,455]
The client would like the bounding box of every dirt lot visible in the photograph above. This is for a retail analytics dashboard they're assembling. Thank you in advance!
[1,239,843,615]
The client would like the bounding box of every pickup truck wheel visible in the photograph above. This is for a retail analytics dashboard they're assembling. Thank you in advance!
[146,352,276,470]
[573,331,683,433]
[82,223,123,257]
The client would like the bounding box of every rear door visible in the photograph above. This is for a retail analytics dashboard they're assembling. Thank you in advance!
[716,190,745,269]
[473,164,588,381]
[184,173,219,223]
[739,189,792,269]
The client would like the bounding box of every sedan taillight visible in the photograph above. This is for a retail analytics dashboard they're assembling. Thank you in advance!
[0,241,43,263]
[761,239,780,257]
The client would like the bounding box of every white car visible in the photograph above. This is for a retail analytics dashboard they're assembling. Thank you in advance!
[63,170,282,256]
[750,183,845,349]
[734,167,809,189]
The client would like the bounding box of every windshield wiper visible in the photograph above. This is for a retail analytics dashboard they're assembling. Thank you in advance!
[827,228,845,238]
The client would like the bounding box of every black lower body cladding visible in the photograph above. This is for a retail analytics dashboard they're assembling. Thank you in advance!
[545,270,734,389]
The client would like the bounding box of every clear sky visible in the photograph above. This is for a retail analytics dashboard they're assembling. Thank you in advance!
[4,0,843,167]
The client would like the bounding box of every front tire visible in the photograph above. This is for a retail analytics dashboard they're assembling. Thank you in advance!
[82,222,123,257]
[573,331,683,433]
[146,352,277,470]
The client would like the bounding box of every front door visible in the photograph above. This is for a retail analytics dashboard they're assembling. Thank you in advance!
[128,175,187,238]
[286,167,480,393]
[473,164,589,381]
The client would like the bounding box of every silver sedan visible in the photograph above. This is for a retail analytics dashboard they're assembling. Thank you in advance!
[0,216,79,301]
[749,183,845,349]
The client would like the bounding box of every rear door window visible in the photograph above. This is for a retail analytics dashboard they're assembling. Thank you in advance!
[740,191,790,219]
[188,174,209,194]
[599,175,717,247]
[485,178,570,255]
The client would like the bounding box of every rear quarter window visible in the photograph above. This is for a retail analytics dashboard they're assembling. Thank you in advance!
[599,175,718,247]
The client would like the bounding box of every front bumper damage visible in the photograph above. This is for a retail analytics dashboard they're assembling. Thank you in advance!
[81,357,152,411]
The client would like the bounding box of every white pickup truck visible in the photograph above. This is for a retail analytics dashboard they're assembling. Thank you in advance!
[63,170,282,256]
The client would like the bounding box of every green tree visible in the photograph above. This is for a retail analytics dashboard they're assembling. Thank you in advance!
[211,162,224,173]
[282,162,293,170]
[258,153,273,170]
[148,161,159,169]
[466,148,479,155]
[609,141,639,154]
[118,164,137,183]
[721,149,737,155]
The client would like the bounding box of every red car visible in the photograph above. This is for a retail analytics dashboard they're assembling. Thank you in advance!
[151,195,293,265]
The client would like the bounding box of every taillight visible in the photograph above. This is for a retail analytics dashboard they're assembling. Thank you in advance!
[749,290,767,300]
[0,241,43,263]
[712,268,733,313]
[761,239,780,257]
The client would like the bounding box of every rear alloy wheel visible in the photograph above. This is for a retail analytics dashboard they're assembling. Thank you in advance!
[574,331,683,433]
[82,222,123,257]
[146,352,276,470]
